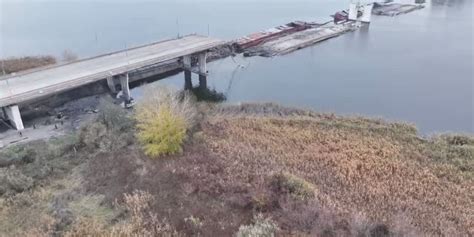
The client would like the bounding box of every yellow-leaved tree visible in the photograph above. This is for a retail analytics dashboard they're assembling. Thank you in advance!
[135,86,196,158]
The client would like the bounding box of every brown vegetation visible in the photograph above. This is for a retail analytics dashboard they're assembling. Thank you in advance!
[1,56,56,74]
[0,102,472,236]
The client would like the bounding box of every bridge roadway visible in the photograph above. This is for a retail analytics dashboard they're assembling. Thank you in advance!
[0,34,224,130]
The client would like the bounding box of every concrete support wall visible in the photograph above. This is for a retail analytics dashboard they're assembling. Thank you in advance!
[4,105,24,130]
[120,73,131,101]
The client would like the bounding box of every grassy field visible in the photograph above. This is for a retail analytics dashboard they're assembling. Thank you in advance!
[0,102,472,236]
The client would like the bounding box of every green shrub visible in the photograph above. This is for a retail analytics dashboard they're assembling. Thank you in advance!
[236,214,278,237]
[135,86,196,158]
[137,106,187,157]
[273,172,316,200]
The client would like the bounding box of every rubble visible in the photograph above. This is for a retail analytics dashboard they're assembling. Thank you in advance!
[372,2,425,16]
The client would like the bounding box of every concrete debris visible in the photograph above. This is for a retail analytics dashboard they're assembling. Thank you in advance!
[372,2,425,16]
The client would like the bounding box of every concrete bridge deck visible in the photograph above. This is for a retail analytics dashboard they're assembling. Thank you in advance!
[0,35,223,108]
[0,34,224,130]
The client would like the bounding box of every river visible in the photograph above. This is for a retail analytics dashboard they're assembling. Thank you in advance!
[1,0,472,134]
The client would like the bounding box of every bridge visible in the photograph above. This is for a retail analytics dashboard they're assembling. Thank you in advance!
[0,35,224,130]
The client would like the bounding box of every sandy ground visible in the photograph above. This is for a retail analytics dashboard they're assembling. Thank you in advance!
[0,95,105,149]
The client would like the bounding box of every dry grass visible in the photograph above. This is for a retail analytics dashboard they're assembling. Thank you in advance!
[201,113,473,236]
[17,191,179,237]
[65,190,178,237]
[1,56,56,74]
[1,103,471,236]
[236,213,279,237]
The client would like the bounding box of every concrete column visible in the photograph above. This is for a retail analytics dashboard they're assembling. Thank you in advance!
[183,55,192,69]
[4,105,24,130]
[348,3,358,21]
[360,4,373,23]
[199,75,207,89]
[183,55,193,90]
[184,71,193,90]
[0,108,6,120]
[198,52,208,89]
[120,73,131,102]
[106,76,117,93]
[198,52,208,74]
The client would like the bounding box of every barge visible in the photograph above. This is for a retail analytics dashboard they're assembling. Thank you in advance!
[232,21,313,52]
[245,23,354,57]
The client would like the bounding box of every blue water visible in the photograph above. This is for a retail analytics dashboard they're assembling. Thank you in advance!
[1,0,472,134]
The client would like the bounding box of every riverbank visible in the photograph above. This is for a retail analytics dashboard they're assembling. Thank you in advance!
[0,102,472,236]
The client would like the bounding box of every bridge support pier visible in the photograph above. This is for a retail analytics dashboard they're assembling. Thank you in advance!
[183,55,193,90]
[2,105,24,130]
[107,76,118,93]
[182,52,208,90]
[199,75,207,89]
[185,71,193,90]
[120,73,132,103]
[198,52,208,89]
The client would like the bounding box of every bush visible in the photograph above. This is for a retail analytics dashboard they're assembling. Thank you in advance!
[137,106,187,157]
[135,86,197,158]
[0,168,34,195]
[97,99,134,131]
[0,145,36,168]
[273,172,316,200]
[236,214,279,237]
[426,134,474,176]
[79,99,134,151]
